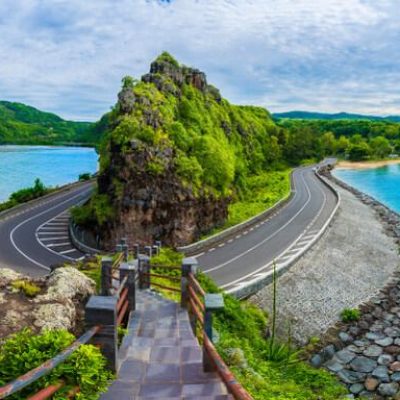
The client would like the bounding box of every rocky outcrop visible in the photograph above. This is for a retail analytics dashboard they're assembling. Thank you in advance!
[0,266,95,339]
[98,139,228,248]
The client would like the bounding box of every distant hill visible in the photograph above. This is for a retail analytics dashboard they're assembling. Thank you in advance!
[273,111,400,122]
[0,101,94,145]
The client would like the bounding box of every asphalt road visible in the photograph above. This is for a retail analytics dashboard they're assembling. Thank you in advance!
[0,181,94,276]
[0,161,337,288]
[197,160,338,292]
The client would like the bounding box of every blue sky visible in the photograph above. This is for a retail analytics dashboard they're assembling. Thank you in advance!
[0,0,399,121]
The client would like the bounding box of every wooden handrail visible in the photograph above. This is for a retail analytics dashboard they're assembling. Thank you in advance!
[188,284,205,312]
[188,272,206,297]
[0,326,101,399]
[203,335,253,400]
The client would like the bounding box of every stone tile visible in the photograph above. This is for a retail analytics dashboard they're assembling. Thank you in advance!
[154,328,178,339]
[118,360,146,382]
[182,382,227,397]
[154,337,180,346]
[150,346,181,363]
[145,363,181,382]
[182,362,219,383]
[99,381,139,399]
[181,346,202,363]
[139,382,182,397]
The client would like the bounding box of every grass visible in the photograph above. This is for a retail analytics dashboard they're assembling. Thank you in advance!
[202,169,291,238]
[11,280,41,297]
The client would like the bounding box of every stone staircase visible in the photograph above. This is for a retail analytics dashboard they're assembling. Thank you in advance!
[100,290,232,400]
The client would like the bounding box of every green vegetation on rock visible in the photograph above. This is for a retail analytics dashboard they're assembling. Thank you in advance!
[0,101,93,145]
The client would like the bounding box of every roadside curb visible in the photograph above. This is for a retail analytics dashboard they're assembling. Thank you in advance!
[177,172,295,256]
[227,166,341,299]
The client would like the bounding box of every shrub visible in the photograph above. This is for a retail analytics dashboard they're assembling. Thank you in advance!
[78,172,91,181]
[340,308,361,323]
[11,280,41,297]
[0,328,112,399]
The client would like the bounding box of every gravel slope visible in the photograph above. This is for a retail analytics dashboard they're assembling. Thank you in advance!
[250,182,400,345]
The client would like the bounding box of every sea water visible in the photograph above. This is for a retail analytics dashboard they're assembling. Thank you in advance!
[0,145,98,202]
[333,163,400,213]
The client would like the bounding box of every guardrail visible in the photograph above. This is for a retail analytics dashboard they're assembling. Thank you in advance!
[0,241,252,399]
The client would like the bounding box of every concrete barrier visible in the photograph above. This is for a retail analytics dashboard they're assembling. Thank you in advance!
[227,166,341,299]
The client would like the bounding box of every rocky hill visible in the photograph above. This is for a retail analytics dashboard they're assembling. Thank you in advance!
[73,52,284,248]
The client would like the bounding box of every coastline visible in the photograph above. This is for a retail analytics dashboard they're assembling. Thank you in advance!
[337,158,400,169]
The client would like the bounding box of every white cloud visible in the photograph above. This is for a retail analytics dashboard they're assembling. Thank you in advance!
[0,0,399,120]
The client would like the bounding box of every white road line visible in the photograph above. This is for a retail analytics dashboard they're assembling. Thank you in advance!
[39,236,69,241]
[204,170,310,274]
[10,189,91,269]
[227,239,233,243]
[208,248,216,252]
[47,242,71,247]
[38,232,69,235]
[59,248,78,255]
[39,228,66,231]
[218,243,225,248]
[220,169,329,289]
[235,235,241,239]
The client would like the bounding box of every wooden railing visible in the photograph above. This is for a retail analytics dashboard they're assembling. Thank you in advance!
[0,326,100,399]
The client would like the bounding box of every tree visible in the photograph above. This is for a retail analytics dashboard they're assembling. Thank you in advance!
[320,132,336,156]
[348,142,371,161]
[336,135,350,155]
[370,136,392,159]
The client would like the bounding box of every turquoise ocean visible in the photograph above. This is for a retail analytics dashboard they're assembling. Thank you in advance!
[333,163,400,213]
[0,145,98,202]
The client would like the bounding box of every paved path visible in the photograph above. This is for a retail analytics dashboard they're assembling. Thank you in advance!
[0,181,93,276]
[100,290,231,400]
[197,161,338,292]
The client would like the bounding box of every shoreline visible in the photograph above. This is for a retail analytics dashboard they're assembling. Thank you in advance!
[337,158,400,169]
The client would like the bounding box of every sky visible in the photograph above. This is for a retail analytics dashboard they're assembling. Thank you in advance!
[0,0,399,121]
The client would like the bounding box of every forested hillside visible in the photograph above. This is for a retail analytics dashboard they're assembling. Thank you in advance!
[0,101,93,144]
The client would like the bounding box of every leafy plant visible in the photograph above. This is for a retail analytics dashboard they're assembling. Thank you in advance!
[0,328,112,399]
[11,280,41,297]
[340,308,361,323]
[78,172,92,181]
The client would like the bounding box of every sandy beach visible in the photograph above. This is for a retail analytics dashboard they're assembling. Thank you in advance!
[337,159,400,169]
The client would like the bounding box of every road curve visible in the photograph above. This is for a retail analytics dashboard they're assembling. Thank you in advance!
[197,161,338,292]
[0,181,94,276]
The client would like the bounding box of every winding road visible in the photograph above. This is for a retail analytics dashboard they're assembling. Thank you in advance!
[0,161,338,290]
[0,181,94,276]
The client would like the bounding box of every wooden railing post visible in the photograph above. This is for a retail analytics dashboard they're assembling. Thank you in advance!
[85,296,119,372]
[121,237,129,261]
[133,243,140,259]
[101,256,113,296]
[181,257,198,308]
[203,293,224,372]
[138,255,150,290]
[120,261,137,312]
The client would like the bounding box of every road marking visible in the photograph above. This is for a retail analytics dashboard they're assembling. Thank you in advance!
[227,239,233,243]
[59,248,78,254]
[204,170,310,274]
[220,168,329,289]
[10,189,91,269]
[218,243,225,248]
[38,232,69,235]
[39,236,69,241]
[208,248,216,252]
[47,242,72,247]
[235,235,241,239]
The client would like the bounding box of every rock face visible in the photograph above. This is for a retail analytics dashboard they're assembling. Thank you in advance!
[0,267,95,339]
[97,140,229,248]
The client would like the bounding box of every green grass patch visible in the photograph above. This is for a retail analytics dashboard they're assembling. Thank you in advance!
[202,169,291,238]
[11,280,41,297]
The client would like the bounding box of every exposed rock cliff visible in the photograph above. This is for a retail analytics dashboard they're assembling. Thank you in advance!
[74,52,280,249]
